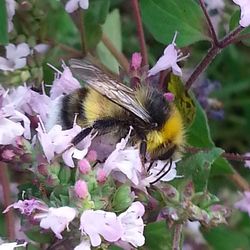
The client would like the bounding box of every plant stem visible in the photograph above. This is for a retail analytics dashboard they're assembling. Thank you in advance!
[229,171,250,191]
[131,0,148,66]
[0,162,15,240]
[172,223,183,250]
[79,11,88,56]
[101,33,130,73]
[199,0,219,46]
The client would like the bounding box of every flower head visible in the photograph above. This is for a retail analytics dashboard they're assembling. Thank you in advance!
[34,206,77,239]
[3,199,47,215]
[118,201,145,247]
[65,0,89,13]
[233,0,250,27]
[0,43,30,71]
[148,33,188,77]
[234,191,250,216]
[79,210,123,247]
[74,180,89,199]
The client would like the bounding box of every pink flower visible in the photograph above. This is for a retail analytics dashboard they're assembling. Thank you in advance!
[34,206,77,239]
[65,0,89,13]
[164,92,175,102]
[1,149,15,160]
[36,123,92,167]
[50,65,81,100]
[234,191,250,216]
[96,168,107,183]
[79,210,123,247]
[233,0,250,27]
[118,202,145,247]
[131,52,142,70]
[78,159,91,174]
[0,241,27,250]
[103,128,142,185]
[75,180,89,199]
[86,150,97,162]
[3,199,47,215]
[148,33,188,77]
[0,43,30,71]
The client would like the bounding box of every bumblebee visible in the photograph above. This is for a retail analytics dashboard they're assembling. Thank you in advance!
[61,59,185,165]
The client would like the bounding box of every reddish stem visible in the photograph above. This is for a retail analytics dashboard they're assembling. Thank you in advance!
[131,0,148,66]
[0,162,15,240]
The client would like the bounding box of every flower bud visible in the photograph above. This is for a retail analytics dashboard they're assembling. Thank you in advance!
[164,92,175,102]
[37,163,48,176]
[112,185,133,212]
[131,52,142,71]
[78,159,91,174]
[74,180,89,199]
[183,181,194,199]
[96,168,107,184]
[162,184,179,203]
[86,150,97,163]
[1,149,15,161]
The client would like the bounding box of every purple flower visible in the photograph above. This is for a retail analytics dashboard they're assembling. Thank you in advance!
[131,52,142,71]
[74,180,89,199]
[0,43,30,71]
[65,0,89,13]
[233,0,250,27]
[235,191,250,216]
[118,202,145,247]
[244,153,250,168]
[79,210,123,247]
[3,199,47,215]
[103,127,142,185]
[148,33,188,77]
[36,123,92,167]
[34,206,77,239]
[50,65,81,100]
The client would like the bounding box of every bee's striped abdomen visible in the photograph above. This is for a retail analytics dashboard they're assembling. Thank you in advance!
[61,87,89,129]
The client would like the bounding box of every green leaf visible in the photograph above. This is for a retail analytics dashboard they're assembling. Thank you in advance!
[179,147,224,192]
[0,0,8,44]
[140,0,210,47]
[25,227,53,243]
[59,166,71,184]
[144,221,172,250]
[203,226,250,250]
[97,9,122,73]
[187,99,213,147]
[211,157,234,175]
[90,0,110,24]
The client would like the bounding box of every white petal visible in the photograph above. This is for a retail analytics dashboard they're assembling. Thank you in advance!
[0,57,13,71]
[79,0,89,9]
[14,58,27,69]
[65,0,79,13]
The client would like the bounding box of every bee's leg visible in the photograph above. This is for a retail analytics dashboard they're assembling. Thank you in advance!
[150,159,173,185]
[147,161,154,172]
[139,139,147,166]
[71,127,93,145]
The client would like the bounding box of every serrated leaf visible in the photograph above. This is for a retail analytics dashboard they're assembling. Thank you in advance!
[140,0,210,47]
[179,147,224,192]
[168,75,196,127]
[144,221,172,250]
[97,9,122,73]
[0,0,8,45]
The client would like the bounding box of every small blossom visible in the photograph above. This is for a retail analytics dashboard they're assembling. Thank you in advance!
[36,123,92,167]
[65,0,89,13]
[164,92,175,102]
[79,210,123,247]
[103,127,142,185]
[148,33,188,77]
[86,150,97,162]
[96,168,107,183]
[34,206,77,239]
[234,191,250,216]
[5,0,16,32]
[75,180,89,199]
[118,201,145,247]
[131,52,142,71]
[78,159,91,174]
[0,43,30,71]
[0,241,27,250]
[3,199,47,215]
[244,152,250,168]
[33,44,50,54]
[233,0,250,27]
[1,149,15,160]
[74,238,91,250]
[50,64,81,100]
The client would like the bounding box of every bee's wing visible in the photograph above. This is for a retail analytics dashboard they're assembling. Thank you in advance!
[69,58,151,123]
